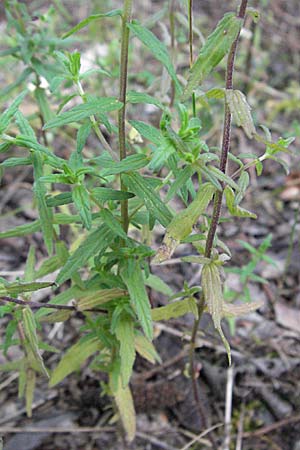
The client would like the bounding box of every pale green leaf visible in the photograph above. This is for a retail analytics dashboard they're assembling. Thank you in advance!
[22,307,49,377]
[154,182,215,263]
[62,9,122,39]
[151,297,197,321]
[91,187,134,201]
[49,336,101,386]
[129,120,163,146]
[226,89,256,139]
[126,90,163,109]
[134,334,161,364]
[25,369,36,418]
[128,20,181,93]
[202,262,231,364]
[72,184,92,229]
[56,224,114,284]
[120,260,153,340]
[115,315,136,387]
[181,13,243,101]
[109,372,136,442]
[76,288,126,311]
[144,274,173,296]
[43,97,123,130]
[123,172,173,227]
[225,186,257,219]
[0,90,28,134]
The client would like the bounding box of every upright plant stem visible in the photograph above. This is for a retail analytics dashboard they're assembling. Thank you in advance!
[188,0,248,435]
[188,0,196,117]
[204,0,248,258]
[119,0,133,233]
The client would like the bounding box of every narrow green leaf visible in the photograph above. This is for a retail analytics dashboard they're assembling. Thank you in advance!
[99,209,128,240]
[134,334,161,364]
[225,186,257,219]
[226,89,256,139]
[109,371,136,443]
[76,121,92,153]
[165,166,195,202]
[22,307,49,377]
[49,336,101,386]
[115,315,136,387]
[181,13,243,101]
[120,260,153,340]
[15,111,36,139]
[76,288,126,311]
[1,157,32,167]
[154,182,216,263]
[5,281,53,296]
[101,154,149,176]
[14,135,65,168]
[46,192,73,207]
[123,172,173,227]
[25,369,36,417]
[151,297,197,321]
[72,184,92,229]
[128,20,181,93]
[208,166,240,191]
[144,274,173,296]
[62,9,122,39]
[129,120,163,146]
[126,90,163,109]
[91,187,134,201]
[43,98,123,130]
[56,224,114,284]
[202,262,231,365]
[0,90,28,134]
[34,87,53,123]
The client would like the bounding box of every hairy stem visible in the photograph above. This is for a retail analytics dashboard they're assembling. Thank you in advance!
[118,0,133,233]
[188,0,196,116]
[205,0,248,258]
[188,0,248,436]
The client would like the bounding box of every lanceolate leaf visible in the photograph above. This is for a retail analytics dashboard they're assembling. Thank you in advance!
[62,9,122,39]
[128,20,181,93]
[123,172,173,228]
[56,224,115,284]
[129,120,163,146]
[201,262,231,364]
[154,182,216,263]
[22,307,49,378]
[151,297,198,321]
[115,315,136,387]
[134,334,161,364]
[120,259,153,340]
[101,154,149,176]
[76,288,127,311]
[226,89,256,139]
[225,186,257,219]
[72,184,92,229]
[0,220,41,238]
[109,371,136,443]
[43,98,123,130]
[181,13,243,102]
[126,90,163,109]
[49,336,101,386]
[91,187,134,202]
[0,89,28,134]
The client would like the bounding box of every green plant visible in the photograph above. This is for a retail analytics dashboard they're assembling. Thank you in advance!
[0,0,294,442]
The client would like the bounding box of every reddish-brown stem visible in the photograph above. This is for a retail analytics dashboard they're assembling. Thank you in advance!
[189,0,249,438]
[204,0,248,258]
